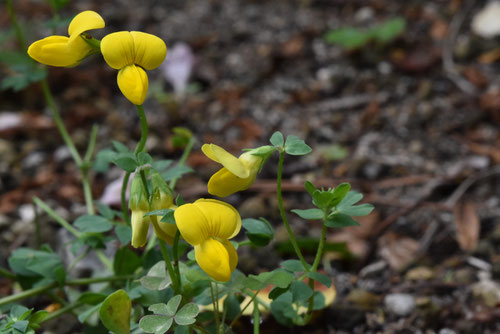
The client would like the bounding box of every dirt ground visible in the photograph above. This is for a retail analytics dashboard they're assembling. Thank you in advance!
[0,0,499,333]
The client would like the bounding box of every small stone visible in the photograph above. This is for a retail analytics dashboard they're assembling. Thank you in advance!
[384,293,416,316]
[439,329,456,334]
[346,289,379,309]
[406,266,434,281]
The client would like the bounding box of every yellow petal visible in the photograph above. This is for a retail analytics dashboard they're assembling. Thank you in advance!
[131,210,150,248]
[221,239,238,272]
[101,31,135,69]
[130,31,167,70]
[174,203,210,245]
[117,65,149,105]
[151,216,178,245]
[68,10,105,43]
[202,144,249,178]
[207,167,255,197]
[193,199,241,239]
[194,238,234,282]
[28,36,88,67]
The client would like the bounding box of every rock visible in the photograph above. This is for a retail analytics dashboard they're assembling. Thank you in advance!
[472,1,500,38]
[471,272,500,307]
[384,293,416,316]
[406,266,434,281]
[346,289,379,309]
[439,329,456,334]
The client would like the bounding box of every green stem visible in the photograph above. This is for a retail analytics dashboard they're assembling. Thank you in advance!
[33,201,41,248]
[81,124,99,215]
[33,197,81,238]
[276,150,308,268]
[67,248,90,273]
[173,230,181,287]
[210,283,220,334]
[191,325,211,334]
[0,267,16,280]
[40,79,83,166]
[120,172,131,223]
[158,240,180,294]
[302,220,328,325]
[140,169,150,198]
[253,299,260,334]
[5,0,27,52]
[226,289,264,334]
[169,136,194,190]
[238,240,252,247]
[39,301,82,324]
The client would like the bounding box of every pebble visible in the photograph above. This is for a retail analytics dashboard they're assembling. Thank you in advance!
[439,329,456,334]
[384,293,416,317]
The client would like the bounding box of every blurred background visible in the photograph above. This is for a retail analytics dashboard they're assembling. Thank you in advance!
[0,0,499,332]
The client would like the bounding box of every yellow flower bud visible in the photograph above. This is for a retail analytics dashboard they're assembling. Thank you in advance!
[149,171,178,244]
[129,173,150,248]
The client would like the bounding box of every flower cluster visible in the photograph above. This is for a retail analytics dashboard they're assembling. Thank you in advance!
[28,10,166,106]
[29,10,269,282]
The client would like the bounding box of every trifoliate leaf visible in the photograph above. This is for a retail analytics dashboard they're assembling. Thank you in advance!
[270,131,284,147]
[284,135,312,156]
[291,208,324,220]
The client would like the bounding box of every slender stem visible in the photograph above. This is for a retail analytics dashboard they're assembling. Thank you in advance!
[210,283,220,334]
[139,169,150,198]
[33,201,41,248]
[39,302,81,324]
[191,325,211,334]
[226,289,264,333]
[33,197,81,238]
[120,172,131,223]
[68,247,90,272]
[276,150,308,267]
[0,267,16,280]
[40,79,83,166]
[238,240,252,247]
[0,282,57,306]
[159,240,180,294]
[84,124,99,162]
[169,137,194,190]
[66,275,133,285]
[173,230,181,287]
[253,299,260,334]
[303,220,328,324]
[5,0,27,52]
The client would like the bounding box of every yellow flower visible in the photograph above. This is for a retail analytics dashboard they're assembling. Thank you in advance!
[101,31,167,105]
[174,199,241,282]
[202,144,263,197]
[28,11,104,67]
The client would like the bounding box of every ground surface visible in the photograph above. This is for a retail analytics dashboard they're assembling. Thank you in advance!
[0,0,499,333]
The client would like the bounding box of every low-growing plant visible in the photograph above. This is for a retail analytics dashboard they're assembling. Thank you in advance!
[0,8,373,334]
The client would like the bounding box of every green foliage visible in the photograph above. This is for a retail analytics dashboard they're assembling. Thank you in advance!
[73,214,113,233]
[0,51,47,92]
[114,246,141,275]
[99,290,131,334]
[241,218,274,246]
[140,261,172,291]
[280,259,309,273]
[245,270,293,290]
[0,305,48,334]
[324,17,406,50]
[115,224,132,244]
[145,209,176,224]
[284,135,312,156]
[8,247,65,285]
[291,208,324,220]
[139,295,199,333]
[270,131,284,147]
[306,271,332,288]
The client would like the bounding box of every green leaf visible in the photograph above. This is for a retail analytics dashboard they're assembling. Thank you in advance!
[138,151,154,165]
[312,291,326,310]
[330,183,351,207]
[29,310,49,325]
[12,320,29,332]
[324,27,372,49]
[174,303,199,325]
[241,218,274,247]
[270,131,284,147]
[165,295,182,315]
[284,135,312,156]
[175,194,185,207]
[97,202,115,220]
[312,191,335,209]
[115,224,132,245]
[306,271,332,288]
[161,165,193,181]
[74,215,113,233]
[269,286,288,300]
[280,259,308,272]
[78,303,101,323]
[113,152,138,172]
[185,268,211,282]
[8,248,63,280]
[246,270,293,290]
[223,294,241,320]
[270,292,295,326]
[152,159,173,171]
[290,281,313,302]
[77,292,108,305]
[93,149,116,173]
[160,210,176,224]
[114,246,141,275]
[337,191,363,208]
[291,208,324,220]
[325,213,360,228]
[145,209,173,217]
[304,181,317,196]
[140,261,172,290]
[372,17,406,43]
[112,141,131,153]
[10,305,31,319]
[139,315,173,334]
[99,290,131,334]
[338,203,374,216]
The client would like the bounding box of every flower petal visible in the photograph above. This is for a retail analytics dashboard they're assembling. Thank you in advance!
[174,203,211,245]
[202,144,249,178]
[221,239,238,272]
[151,217,178,245]
[193,199,241,239]
[207,167,255,197]
[27,36,88,67]
[68,10,105,43]
[131,210,150,248]
[101,31,135,69]
[117,64,149,105]
[130,31,167,70]
[194,238,233,282]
